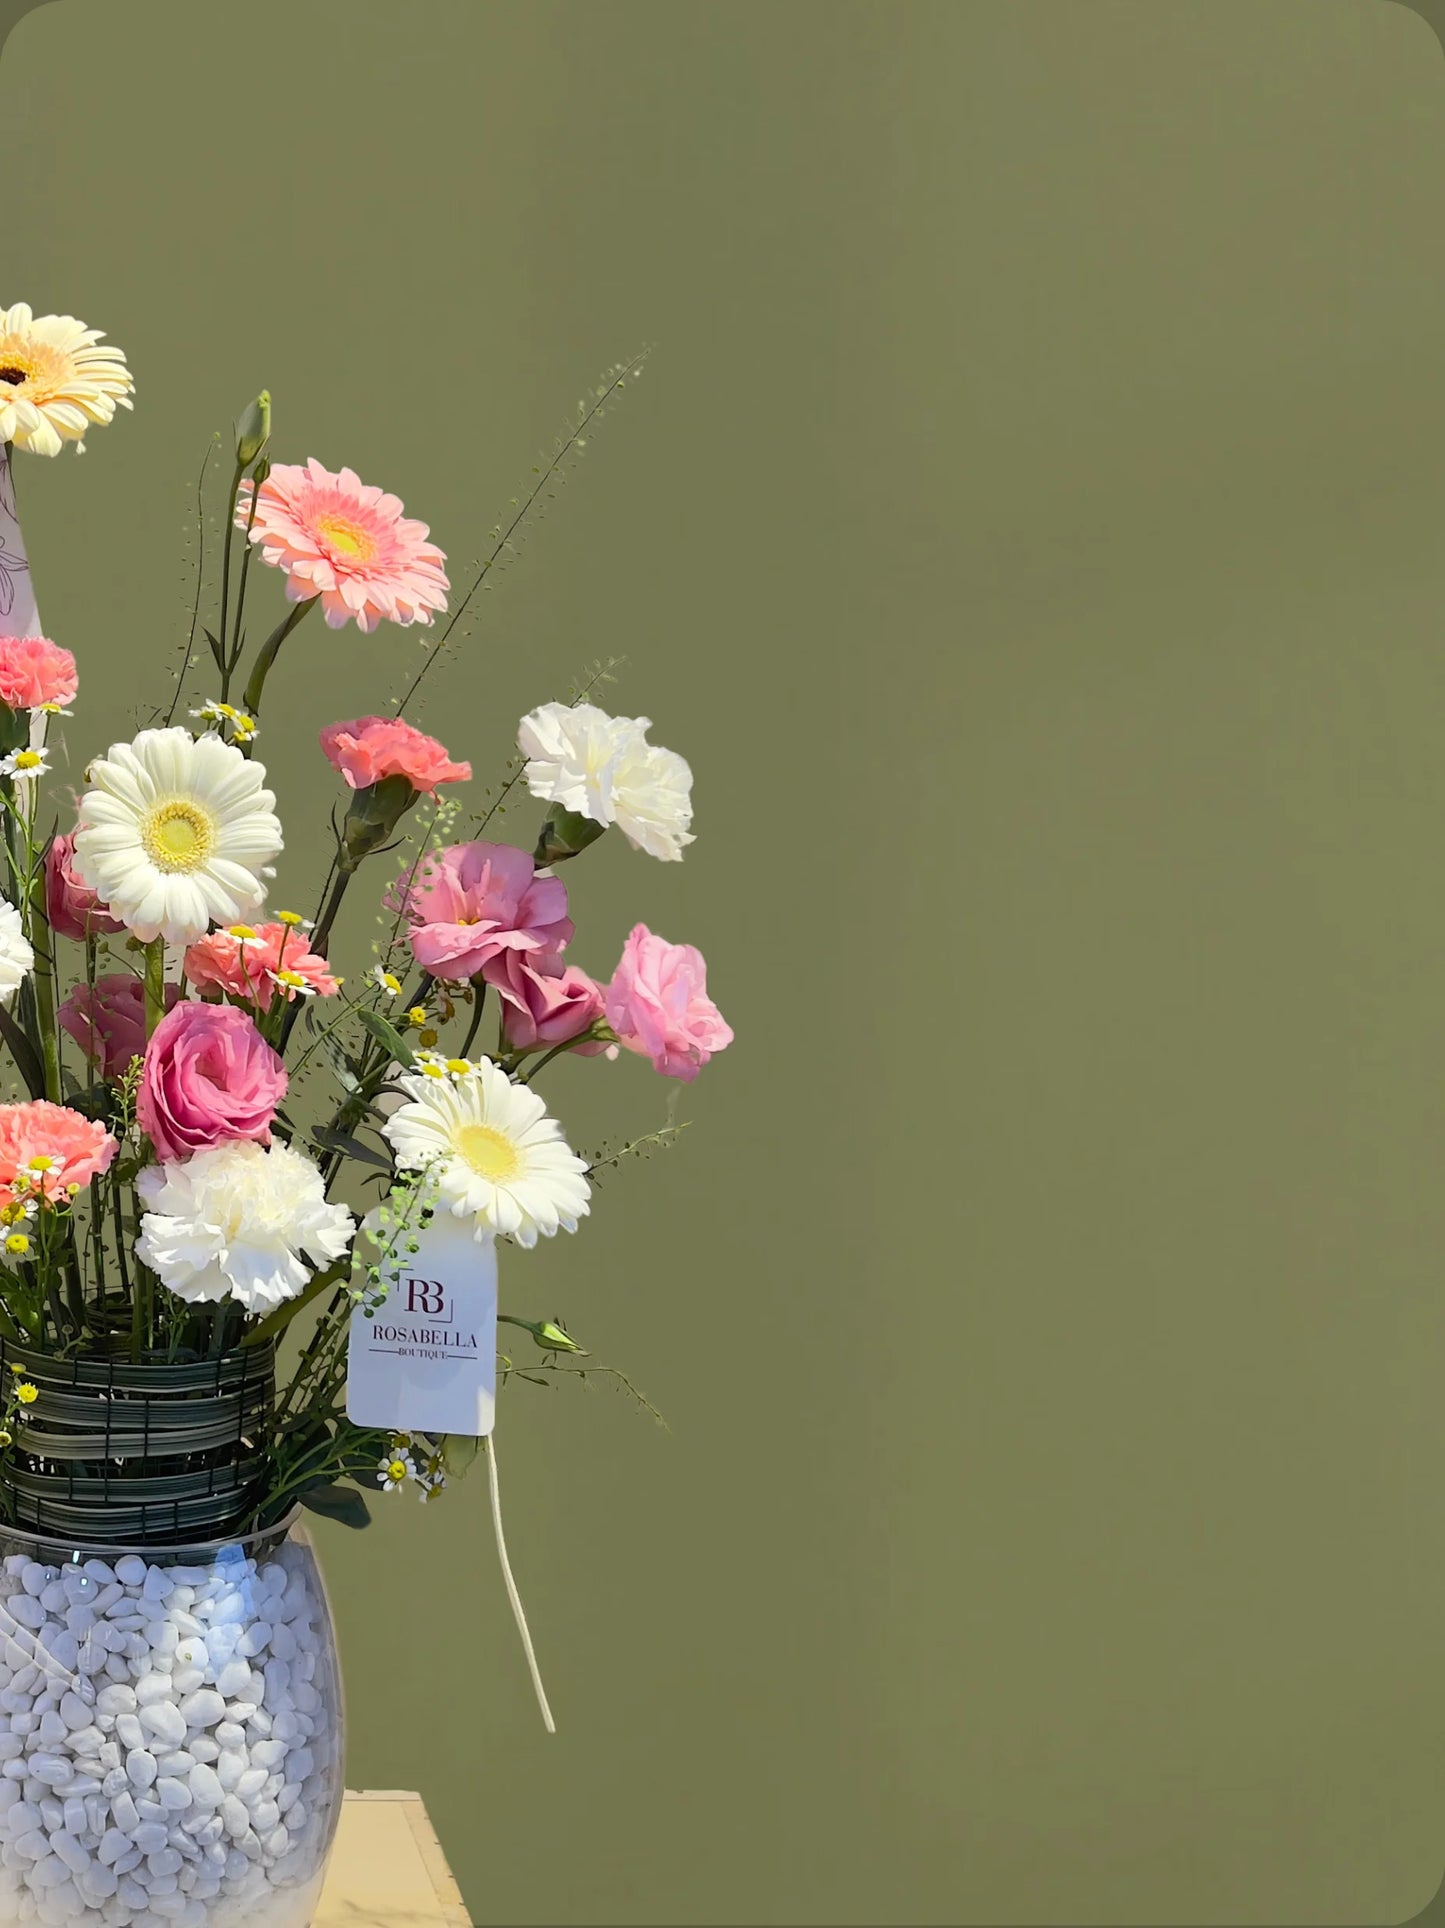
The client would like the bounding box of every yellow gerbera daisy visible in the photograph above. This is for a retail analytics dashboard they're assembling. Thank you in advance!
[0,304,133,457]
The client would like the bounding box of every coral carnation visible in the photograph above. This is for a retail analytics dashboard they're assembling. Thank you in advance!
[0,637,77,712]
[237,459,449,632]
[319,716,471,794]
[0,1101,117,1201]
[185,922,340,1010]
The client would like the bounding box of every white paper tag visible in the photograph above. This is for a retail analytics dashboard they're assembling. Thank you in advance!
[346,1216,497,1437]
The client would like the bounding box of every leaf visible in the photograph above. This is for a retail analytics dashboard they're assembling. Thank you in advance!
[202,627,224,670]
[311,1127,391,1173]
[356,1009,416,1068]
[440,1434,481,1481]
[298,1483,372,1530]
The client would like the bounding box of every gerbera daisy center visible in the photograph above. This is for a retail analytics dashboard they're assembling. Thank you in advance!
[0,367,29,387]
[453,1123,522,1183]
[141,799,216,873]
[316,514,377,563]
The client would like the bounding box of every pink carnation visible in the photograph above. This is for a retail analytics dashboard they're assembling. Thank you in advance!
[0,636,77,712]
[184,923,340,1011]
[237,459,449,633]
[0,1100,117,1201]
[320,716,471,794]
[491,953,611,1056]
[59,975,179,1082]
[401,842,574,983]
[45,833,124,942]
[138,1002,287,1163]
[604,924,733,1083]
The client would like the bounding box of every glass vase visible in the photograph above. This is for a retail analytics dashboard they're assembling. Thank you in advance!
[0,1512,342,1927]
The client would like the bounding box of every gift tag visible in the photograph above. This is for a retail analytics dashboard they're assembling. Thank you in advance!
[346,1215,497,1436]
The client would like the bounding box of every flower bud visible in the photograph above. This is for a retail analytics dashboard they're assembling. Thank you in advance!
[533,802,607,867]
[234,391,271,468]
[338,773,416,871]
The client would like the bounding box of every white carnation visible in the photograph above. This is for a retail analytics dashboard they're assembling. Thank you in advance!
[0,901,33,1005]
[518,700,694,862]
[136,1140,355,1314]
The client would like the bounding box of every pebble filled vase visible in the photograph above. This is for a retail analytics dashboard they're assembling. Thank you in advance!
[0,1514,344,1928]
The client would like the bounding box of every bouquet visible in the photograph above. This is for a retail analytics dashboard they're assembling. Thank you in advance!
[0,300,732,1927]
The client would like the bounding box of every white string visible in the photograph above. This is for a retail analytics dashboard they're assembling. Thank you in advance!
[485,1434,556,1734]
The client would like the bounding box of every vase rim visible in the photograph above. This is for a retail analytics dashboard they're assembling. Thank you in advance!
[0,1504,306,1562]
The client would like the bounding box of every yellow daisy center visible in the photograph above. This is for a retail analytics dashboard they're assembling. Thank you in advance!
[11,752,41,771]
[387,1460,408,1482]
[454,1123,522,1184]
[316,514,376,563]
[142,798,216,873]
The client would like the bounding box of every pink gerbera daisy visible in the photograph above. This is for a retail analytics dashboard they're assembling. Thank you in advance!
[0,1101,117,1202]
[236,459,449,633]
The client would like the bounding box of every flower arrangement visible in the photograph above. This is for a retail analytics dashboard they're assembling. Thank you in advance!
[0,305,732,1535]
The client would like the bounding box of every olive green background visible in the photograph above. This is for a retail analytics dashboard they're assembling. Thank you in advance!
[4,0,1445,1921]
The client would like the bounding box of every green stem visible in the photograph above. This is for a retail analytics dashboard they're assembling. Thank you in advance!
[29,927,60,1106]
[143,938,166,1037]
[217,461,245,700]
[519,1037,579,1084]
[241,596,318,725]
[459,982,487,1059]
[309,863,354,959]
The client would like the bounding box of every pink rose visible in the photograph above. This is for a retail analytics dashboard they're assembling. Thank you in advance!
[0,637,77,712]
[403,841,573,982]
[320,716,471,794]
[59,975,179,1082]
[137,1002,287,1163]
[491,953,611,1056]
[604,924,733,1083]
[45,833,125,943]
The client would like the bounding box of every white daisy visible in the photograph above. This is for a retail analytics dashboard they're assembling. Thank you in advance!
[0,901,33,1005]
[369,965,402,997]
[0,304,133,457]
[0,749,47,780]
[382,1055,590,1248]
[135,1140,355,1315]
[72,726,283,945]
[518,701,695,862]
[377,1451,416,1494]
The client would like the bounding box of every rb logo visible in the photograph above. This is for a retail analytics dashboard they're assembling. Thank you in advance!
[405,1278,447,1318]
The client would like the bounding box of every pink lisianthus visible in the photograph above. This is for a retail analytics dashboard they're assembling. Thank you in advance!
[320,717,471,794]
[604,924,733,1083]
[184,923,340,1011]
[59,975,178,1082]
[138,1002,287,1163]
[490,952,612,1057]
[236,459,449,632]
[0,1101,117,1201]
[402,842,574,983]
[0,636,77,712]
[45,833,124,942]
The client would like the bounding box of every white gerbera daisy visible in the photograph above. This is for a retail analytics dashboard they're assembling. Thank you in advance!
[518,701,695,862]
[0,900,33,1005]
[0,304,133,457]
[382,1055,590,1248]
[135,1140,355,1314]
[72,726,283,945]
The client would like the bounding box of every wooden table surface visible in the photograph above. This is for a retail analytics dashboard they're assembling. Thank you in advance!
[315,1791,471,1926]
